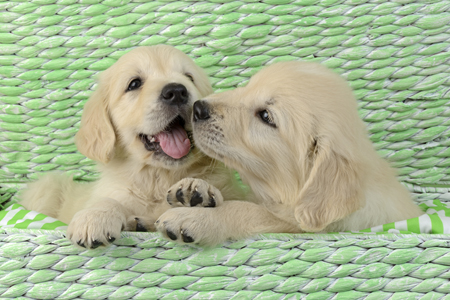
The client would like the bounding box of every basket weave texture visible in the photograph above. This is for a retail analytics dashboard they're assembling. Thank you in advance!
[1,230,450,299]
[1,0,450,298]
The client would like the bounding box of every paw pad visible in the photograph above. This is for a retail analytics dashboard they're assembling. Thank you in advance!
[190,190,203,206]
[181,231,194,243]
[176,188,185,204]
[167,178,223,208]
[107,234,115,243]
[135,218,148,232]
[166,229,178,240]
[206,196,216,207]
[91,240,103,249]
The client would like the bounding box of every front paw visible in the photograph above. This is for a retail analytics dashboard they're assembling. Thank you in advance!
[125,216,156,232]
[156,207,224,246]
[167,178,223,208]
[67,209,125,249]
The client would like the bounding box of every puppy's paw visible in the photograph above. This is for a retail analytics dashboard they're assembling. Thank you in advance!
[67,209,126,249]
[156,207,224,246]
[167,178,223,208]
[125,216,156,232]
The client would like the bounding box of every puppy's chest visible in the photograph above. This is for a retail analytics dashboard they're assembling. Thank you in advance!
[128,180,169,204]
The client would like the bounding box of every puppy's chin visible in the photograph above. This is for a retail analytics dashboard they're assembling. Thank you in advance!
[145,148,200,170]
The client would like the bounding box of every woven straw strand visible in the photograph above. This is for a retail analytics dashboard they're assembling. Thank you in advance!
[0,231,449,299]
[1,0,450,191]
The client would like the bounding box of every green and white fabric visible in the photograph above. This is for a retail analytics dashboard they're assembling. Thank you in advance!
[345,200,450,234]
[0,204,67,230]
[1,200,449,234]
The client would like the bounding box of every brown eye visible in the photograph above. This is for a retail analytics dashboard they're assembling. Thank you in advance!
[184,73,194,83]
[258,110,276,128]
[127,78,142,91]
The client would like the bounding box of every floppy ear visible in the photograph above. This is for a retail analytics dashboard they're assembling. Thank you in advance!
[75,80,116,164]
[294,140,364,232]
[193,65,213,98]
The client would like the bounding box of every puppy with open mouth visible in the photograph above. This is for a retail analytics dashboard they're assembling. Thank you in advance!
[156,61,423,246]
[19,45,246,248]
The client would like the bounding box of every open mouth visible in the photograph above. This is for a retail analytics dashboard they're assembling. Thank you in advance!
[138,116,192,159]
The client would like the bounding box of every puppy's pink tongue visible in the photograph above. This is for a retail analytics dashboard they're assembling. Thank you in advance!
[157,125,190,159]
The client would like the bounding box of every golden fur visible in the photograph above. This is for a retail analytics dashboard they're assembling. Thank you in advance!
[156,61,424,246]
[19,45,245,248]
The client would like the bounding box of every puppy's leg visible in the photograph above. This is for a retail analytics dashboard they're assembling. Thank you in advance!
[125,216,157,232]
[125,178,231,233]
[67,198,132,249]
[19,173,73,218]
[124,176,223,233]
[156,201,299,246]
[166,178,223,208]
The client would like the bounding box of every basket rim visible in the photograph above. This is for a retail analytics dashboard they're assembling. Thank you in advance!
[1,228,450,241]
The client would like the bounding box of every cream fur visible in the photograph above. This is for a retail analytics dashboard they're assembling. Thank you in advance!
[19,45,245,248]
[156,61,424,246]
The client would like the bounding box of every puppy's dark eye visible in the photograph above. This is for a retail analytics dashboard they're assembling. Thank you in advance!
[127,78,142,92]
[258,110,276,128]
[184,73,194,83]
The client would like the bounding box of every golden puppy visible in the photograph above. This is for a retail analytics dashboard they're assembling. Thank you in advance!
[156,61,424,246]
[19,45,245,248]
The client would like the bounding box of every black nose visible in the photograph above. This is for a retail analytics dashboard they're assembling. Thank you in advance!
[161,83,189,106]
[193,100,210,122]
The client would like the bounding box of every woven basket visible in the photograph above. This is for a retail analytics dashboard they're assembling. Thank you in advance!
[1,0,450,298]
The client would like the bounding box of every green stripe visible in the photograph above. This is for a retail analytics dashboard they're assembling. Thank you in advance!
[7,209,29,225]
[432,199,450,217]
[419,203,429,211]
[429,213,444,234]
[0,210,8,221]
[382,222,396,231]
[14,213,48,229]
[7,204,22,211]
[41,220,67,230]
[406,217,421,234]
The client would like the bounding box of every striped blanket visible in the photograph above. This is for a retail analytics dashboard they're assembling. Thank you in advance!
[0,203,67,230]
[0,200,448,234]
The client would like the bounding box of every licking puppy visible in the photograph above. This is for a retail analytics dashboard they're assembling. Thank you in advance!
[156,61,424,246]
[19,45,245,248]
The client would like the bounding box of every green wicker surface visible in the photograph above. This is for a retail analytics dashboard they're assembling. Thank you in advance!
[1,229,450,299]
[1,1,450,298]
[1,0,450,201]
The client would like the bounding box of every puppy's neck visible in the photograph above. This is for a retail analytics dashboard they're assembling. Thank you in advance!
[239,170,300,207]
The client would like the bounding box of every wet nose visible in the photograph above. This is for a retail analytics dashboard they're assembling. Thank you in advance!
[161,83,189,106]
[193,100,210,122]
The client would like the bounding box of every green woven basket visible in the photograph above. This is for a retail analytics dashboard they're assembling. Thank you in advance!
[1,0,450,298]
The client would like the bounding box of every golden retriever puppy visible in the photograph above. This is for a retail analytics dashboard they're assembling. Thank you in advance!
[19,45,245,248]
[156,61,424,246]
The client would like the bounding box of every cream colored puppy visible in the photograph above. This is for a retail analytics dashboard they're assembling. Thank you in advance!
[156,61,424,246]
[19,45,245,248]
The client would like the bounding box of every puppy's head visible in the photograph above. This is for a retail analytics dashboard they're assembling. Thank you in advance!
[76,45,213,169]
[193,61,367,231]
